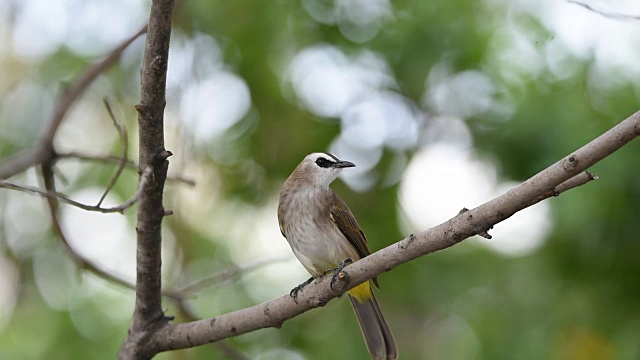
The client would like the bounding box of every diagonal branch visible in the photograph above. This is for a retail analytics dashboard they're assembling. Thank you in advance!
[166,256,292,299]
[527,170,598,207]
[97,98,129,207]
[40,162,135,290]
[568,0,640,20]
[0,166,151,214]
[147,110,640,352]
[0,25,148,180]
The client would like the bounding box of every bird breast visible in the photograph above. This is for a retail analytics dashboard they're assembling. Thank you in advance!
[279,186,359,277]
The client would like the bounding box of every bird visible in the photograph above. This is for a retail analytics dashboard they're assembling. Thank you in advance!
[278,152,397,360]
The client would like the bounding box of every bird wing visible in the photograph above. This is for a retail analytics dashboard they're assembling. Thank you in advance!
[329,190,371,259]
[329,190,379,288]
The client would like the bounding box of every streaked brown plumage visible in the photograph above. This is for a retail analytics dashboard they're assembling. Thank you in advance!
[278,152,397,360]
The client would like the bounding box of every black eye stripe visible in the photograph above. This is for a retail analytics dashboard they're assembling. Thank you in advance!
[315,157,334,168]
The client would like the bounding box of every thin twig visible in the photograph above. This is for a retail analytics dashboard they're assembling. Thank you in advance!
[53,165,70,186]
[528,170,598,207]
[465,171,599,239]
[167,256,292,298]
[0,166,152,214]
[42,24,148,146]
[97,98,129,207]
[568,0,640,20]
[117,166,153,211]
[56,152,196,186]
[57,152,136,165]
[40,163,136,290]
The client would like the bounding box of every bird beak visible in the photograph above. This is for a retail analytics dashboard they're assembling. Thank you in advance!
[334,160,356,168]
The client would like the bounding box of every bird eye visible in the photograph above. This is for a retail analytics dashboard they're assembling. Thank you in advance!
[315,157,333,168]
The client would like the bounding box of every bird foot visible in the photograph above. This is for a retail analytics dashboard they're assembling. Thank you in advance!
[290,277,314,303]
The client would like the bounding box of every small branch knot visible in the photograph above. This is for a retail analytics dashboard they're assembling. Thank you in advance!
[156,150,173,162]
[562,154,579,172]
[134,104,147,115]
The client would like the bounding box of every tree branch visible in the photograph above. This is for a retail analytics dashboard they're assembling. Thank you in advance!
[146,110,639,352]
[40,163,136,291]
[527,170,598,207]
[568,0,640,20]
[118,0,176,358]
[97,99,129,207]
[165,256,292,299]
[172,299,250,360]
[56,152,195,185]
[0,25,147,180]
[0,166,152,214]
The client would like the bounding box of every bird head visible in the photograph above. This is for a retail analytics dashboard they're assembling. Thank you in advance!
[293,152,356,188]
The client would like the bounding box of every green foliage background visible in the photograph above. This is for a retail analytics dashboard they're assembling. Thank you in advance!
[1,0,639,359]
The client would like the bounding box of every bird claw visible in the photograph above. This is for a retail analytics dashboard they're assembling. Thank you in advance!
[290,277,314,303]
[330,258,353,291]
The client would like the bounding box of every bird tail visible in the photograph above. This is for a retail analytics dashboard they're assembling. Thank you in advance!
[348,283,398,360]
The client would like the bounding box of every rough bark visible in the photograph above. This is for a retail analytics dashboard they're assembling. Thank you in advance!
[118,0,176,358]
